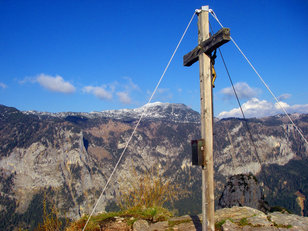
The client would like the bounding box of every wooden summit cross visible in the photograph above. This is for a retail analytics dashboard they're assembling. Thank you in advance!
[183,6,230,231]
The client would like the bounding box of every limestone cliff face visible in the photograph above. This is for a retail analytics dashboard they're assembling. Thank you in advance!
[213,116,307,176]
[0,103,307,230]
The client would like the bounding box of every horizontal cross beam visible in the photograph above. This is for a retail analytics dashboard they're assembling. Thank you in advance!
[183,28,230,67]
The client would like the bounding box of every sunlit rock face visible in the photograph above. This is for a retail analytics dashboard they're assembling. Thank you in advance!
[0,104,307,230]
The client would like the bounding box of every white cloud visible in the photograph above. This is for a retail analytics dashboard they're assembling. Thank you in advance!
[277,103,308,114]
[221,82,260,100]
[218,97,308,118]
[36,74,76,93]
[117,91,131,104]
[0,82,7,89]
[83,85,113,100]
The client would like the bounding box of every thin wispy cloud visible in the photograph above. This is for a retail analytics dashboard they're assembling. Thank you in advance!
[115,77,140,104]
[123,77,139,91]
[117,91,131,104]
[83,77,140,104]
[221,82,260,100]
[147,88,173,101]
[278,93,291,100]
[157,88,169,94]
[83,85,113,100]
[0,82,7,89]
[218,97,308,118]
[19,77,36,84]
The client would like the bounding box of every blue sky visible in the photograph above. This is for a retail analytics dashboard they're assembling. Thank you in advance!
[0,0,307,117]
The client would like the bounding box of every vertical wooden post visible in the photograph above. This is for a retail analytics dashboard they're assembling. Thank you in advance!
[185,6,229,230]
[198,6,215,231]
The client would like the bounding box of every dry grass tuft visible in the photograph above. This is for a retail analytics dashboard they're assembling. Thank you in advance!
[117,165,188,210]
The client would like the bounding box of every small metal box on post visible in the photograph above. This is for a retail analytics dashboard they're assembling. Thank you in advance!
[191,139,205,166]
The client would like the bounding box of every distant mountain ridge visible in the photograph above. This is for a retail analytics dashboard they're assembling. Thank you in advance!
[0,103,307,230]
[22,102,200,123]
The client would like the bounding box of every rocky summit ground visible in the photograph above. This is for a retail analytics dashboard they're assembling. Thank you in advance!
[93,206,308,231]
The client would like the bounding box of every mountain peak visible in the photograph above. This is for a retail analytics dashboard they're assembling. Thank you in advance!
[100,102,199,122]
[141,101,166,108]
[140,102,190,110]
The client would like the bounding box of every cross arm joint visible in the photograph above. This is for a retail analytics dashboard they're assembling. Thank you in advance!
[183,28,231,67]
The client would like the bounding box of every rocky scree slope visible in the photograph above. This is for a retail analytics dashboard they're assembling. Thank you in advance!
[0,103,307,230]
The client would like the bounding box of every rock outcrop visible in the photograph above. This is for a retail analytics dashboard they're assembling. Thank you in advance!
[146,206,308,231]
[84,206,308,231]
[216,206,308,231]
[218,174,270,212]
